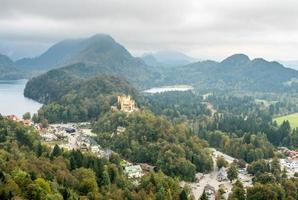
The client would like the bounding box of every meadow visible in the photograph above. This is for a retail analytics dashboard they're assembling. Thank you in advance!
[274,112,298,128]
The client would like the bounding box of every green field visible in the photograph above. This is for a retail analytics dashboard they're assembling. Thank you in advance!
[274,112,298,128]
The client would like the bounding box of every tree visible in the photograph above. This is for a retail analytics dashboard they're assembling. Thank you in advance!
[200,190,208,200]
[247,183,285,200]
[228,180,245,200]
[41,119,49,128]
[179,189,188,200]
[32,114,39,124]
[227,165,238,183]
[23,112,31,120]
[271,158,281,175]
[51,144,62,158]
[216,156,228,169]
[72,168,98,195]
[255,173,276,184]
[101,165,111,187]
[35,142,43,157]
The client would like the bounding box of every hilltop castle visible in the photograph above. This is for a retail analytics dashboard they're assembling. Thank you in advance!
[117,95,138,113]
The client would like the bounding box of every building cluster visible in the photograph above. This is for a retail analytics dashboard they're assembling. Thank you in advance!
[40,123,113,158]
[40,124,70,142]
[278,147,298,171]
[6,115,34,127]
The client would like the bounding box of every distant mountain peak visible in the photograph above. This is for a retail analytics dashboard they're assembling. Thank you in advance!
[142,50,198,67]
[16,34,131,70]
[221,54,250,67]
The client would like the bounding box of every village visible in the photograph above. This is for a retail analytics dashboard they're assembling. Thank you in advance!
[5,94,298,200]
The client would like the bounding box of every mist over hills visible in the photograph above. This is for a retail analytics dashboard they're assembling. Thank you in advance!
[142,50,198,67]
[16,34,143,71]
[0,54,23,79]
[1,34,298,95]
[165,54,298,92]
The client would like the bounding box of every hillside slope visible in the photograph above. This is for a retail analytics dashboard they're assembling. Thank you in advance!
[0,54,23,79]
[21,34,159,88]
[165,54,298,92]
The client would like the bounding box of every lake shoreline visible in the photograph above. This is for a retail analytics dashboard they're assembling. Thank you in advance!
[0,79,42,118]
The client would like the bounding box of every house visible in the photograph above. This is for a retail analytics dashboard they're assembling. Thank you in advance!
[23,119,33,126]
[124,165,143,179]
[217,167,228,181]
[41,134,57,142]
[118,95,138,113]
[116,126,126,135]
[7,115,19,121]
[139,163,155,172]
[204,184,216,195]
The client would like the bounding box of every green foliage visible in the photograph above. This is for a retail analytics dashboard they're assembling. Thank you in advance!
[200,190,208,200]
[200,131,274,163]
[247,183,285,200]
[216,156,228,169]
[94,110,213,181]
[228,180,246,200]
[0,116,182,200]
[144,91,211,122]
[26,75,138,123]
[227,165,238,182]
[22,112,31,120]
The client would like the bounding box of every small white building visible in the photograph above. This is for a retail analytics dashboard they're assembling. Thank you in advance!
[124,165,143,179]
[41,134,57,142]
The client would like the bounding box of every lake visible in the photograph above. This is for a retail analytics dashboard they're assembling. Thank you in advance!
[143,85,194,94]
[0,79,42,118]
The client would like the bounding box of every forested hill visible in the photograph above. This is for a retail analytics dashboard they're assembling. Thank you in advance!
[18,34,158,88]
[25,74,139,122]
[0,54,23,79]
[164,54,298,93]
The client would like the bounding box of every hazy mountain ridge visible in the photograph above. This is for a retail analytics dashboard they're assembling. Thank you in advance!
[142,50,198,67]
[2,34,298,94]
[165,54,298,92]
[0,54,24,79]
[16,34,136,71]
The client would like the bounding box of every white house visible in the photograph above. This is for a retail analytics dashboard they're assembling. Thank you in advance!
[124,165,143,179]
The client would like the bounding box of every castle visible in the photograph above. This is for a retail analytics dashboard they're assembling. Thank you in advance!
[117,95,138,113]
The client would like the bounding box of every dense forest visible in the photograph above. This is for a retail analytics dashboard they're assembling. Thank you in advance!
[0,115,188,200]
[93,110,213,181]
[25,75,139,123]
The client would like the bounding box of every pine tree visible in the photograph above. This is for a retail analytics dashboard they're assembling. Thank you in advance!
[179,189,188,200]
[51,144,62,158]
[101,166,111,187]
[200,190,208,200]
[35,143,43,157]
[227,165,238,182]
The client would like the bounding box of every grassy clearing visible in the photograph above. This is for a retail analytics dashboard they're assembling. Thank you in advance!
[274,112,298,128]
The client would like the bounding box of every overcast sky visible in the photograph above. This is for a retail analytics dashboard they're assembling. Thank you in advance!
[1,0,298,61]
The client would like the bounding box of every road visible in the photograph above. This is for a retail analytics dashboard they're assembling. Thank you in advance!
[181,148,252,200]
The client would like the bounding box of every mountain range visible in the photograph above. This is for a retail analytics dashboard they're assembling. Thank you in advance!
[164,54,298,92]
[1,34,298,95]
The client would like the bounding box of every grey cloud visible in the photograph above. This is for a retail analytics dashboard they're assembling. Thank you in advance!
[1,0,298,60]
